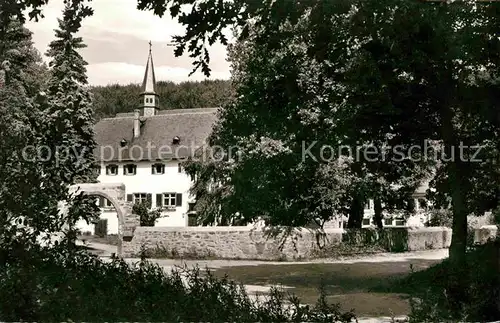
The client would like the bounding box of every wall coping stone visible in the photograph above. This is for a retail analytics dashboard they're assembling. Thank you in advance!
[134,226,345,234]
[72,183,125,191]
[407,226,451,232]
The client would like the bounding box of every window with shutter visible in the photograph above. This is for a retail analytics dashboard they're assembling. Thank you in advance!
[106,164,118,175]
[156,194,163,207]
[146,194,152,208]
[151,163,165,175]
[162,193,176,209]
[394,218,406,226]
[105,199,113,207]
[133,193,148,205]
[124,164,137,176]
[100,197,114,212]
[126,194,133,202]
[176,193,182,207]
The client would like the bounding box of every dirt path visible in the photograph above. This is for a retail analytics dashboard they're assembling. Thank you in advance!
[119,248,448,270]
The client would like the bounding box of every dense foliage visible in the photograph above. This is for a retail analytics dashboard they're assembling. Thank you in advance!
[43,0,99,233]
[0,242,356,322]
[91,79,233,119]
[404,240,500,322]
[0,18,50,240]
[132,201,161,226]
[177,0,499,317]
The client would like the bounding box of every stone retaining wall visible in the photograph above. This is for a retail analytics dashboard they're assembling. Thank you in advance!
[407,227,452,251]
[121,226,453,260]
[474,225,499,244]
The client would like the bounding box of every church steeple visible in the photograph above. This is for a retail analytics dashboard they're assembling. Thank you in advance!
[140,41,159,117]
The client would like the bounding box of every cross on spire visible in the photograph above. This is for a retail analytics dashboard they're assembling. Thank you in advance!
[141,41,159,117]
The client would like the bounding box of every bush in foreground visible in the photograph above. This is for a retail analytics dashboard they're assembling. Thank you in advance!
[403,239,500,322]
[0,241,356,322]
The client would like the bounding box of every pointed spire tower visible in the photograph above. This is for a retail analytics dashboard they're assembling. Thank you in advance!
[140,41,159,117]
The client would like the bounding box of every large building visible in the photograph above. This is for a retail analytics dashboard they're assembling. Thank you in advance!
[77,46,218,234]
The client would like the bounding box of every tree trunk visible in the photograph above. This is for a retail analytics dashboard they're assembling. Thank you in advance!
[347,193,364,228]
[440,76,469,313]
[440,94,470,312]
[447,161,470,312]
[373,197,383,229]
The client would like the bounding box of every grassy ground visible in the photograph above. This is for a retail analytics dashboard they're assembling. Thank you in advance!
[213,258,441,317]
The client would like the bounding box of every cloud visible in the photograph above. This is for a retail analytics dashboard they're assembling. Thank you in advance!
[26,0,231,85]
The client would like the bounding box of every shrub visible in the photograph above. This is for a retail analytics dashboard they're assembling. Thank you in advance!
[0,241,357,322]
[342,228,408,253]
[425,209,453,227]
[405,239,500,322]
[94,219,107,237]
[133,202,161,226]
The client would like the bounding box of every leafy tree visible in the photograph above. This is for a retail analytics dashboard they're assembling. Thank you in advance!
[184,8,431,231]
[184,18,359,227]
[0,17,53,248]
[43,0,98,241]
[0,0,98,253]
[181,0,499,314]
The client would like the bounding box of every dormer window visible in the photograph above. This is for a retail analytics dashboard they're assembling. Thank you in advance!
[172,136,180,145]
[123,164,137,176]
[151,163,165,175]
[106,164,118,176]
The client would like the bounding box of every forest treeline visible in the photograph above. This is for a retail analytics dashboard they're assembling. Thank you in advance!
[90,79,234,119]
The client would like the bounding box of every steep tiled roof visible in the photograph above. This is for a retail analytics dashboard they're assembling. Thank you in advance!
[94,108,219,161]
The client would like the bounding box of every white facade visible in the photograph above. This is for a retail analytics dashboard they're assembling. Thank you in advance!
[76,160,195,234]
[324,193,431,229]
[76,46,202,235]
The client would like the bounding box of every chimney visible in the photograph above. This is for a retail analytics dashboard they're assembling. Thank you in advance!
[133,109,140,138]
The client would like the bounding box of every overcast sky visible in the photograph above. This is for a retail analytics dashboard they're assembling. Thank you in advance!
[26,0,231,86]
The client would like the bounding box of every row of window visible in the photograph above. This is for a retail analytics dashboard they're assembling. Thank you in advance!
[361,217,406,226]
[364,198,428,211]
[98,163,184,176]
[97,192,191,209]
